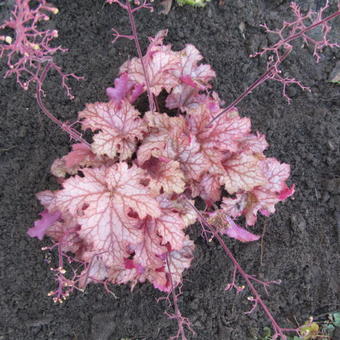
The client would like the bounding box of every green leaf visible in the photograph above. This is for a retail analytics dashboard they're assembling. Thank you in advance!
[332,312,340,327]
[263,327,272,338]
[324,324,335,333]
[176,0,211,7]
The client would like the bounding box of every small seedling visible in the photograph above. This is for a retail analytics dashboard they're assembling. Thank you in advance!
[256,312,340,340]
[176,0,210,7]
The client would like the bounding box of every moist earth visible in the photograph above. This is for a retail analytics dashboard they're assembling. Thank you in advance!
[0,0,339,339]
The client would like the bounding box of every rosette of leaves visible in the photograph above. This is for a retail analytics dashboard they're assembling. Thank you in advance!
[28,30,294,300]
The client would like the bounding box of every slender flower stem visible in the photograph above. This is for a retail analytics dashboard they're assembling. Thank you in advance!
[36,63,90,147]
[276,10,340,48]
[165,256,193,340]
[187,201,298,339]
[208,8,340,126]
[208,50,291,126]
[125,0,156,112]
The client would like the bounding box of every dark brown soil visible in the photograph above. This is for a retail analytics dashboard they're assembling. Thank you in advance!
[0,0,339,339]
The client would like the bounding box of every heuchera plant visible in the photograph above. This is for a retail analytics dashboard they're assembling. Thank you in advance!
[28,29,294,295]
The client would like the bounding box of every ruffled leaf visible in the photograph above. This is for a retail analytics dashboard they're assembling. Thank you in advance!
[221,153,265,194]
[196,173,221,205]
[120,31,179,96]
[165,237,195,287]
[142,157,186,195]
[79,101,147,160]
[188,104,251,153]
[174,44,216,89]
[138,111,187,165]
[221,158,294,225]
[27,210,61,240]
[106,72,143,106]
[155,196,188,250]
[51,143,102,177]
[154,237,195,292]
[208,211,260,242]
[223,217,260,242]
[106,72,131,106]
[55,164,161,277]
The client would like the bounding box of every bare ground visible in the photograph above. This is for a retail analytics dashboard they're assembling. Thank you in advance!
[0,0,339,339]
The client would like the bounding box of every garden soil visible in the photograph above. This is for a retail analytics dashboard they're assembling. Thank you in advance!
[0,0,339,339]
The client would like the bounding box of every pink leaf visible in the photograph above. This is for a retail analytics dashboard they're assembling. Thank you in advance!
[157,194,197,227]
[180,75,197,88]
[155,196,188,250]
[129,217,168,277]
[208,212,260,242]
[106,73,131,106]
[79,256,108,289]
[186,104,254,178]
[224,220,260,242]
[239,133,268,154]
[106,72,143,106]
[278,183,295,200]
[79,101,147,160]
[221,153,265,194]
[156,211,186,250]
[52,143,103,178]
[220,157,294,225]
[130,83,144,103]
[259,158,291,192]
[165,84,198,111]
[166,45,216,111]
[64,143,95,169]
[188,104,251,154]
[221,193,248,219]
[165,238,195,287]
[147,30,170,53]
[142,157,186,195]
[55,163,161,275]
[137,112,187,165]
[119,31,179,96]
[153,237,195,292]
[173,44,216,89]
[196,173,221,205]
[109,199,189,289]
[45,211,82,254]
[36,190,57,210]
[176,136,208,181]
[137,132,169,165]
[221,183,294,227]
[56,163,161,220]
[27,210,61,240]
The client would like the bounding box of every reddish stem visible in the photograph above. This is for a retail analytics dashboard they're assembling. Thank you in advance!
[36,63,90,146]
[165,256,193,340]
[274,10,340,48]
[125,0,156,112]
[188,201,298,339]
[208,49,291,126]
[208,7,340,126]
